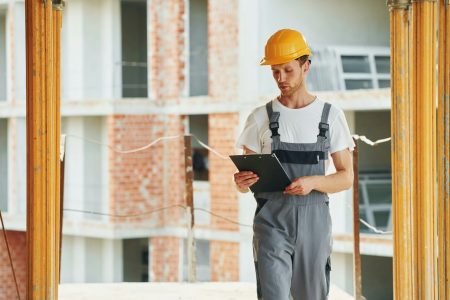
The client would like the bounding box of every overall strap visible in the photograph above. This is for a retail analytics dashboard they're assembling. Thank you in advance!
[265,101,280,137]
[318,102,331,139]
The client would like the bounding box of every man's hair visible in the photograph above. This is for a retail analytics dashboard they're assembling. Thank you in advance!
[296,55,310,66]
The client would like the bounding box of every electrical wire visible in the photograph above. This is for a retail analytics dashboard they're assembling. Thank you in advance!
[62,132,394,234]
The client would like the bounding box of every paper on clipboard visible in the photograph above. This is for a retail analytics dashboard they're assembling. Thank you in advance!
[230,153,292,193]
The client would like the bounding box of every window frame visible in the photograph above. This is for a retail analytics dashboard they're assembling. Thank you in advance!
[332,46,391,91]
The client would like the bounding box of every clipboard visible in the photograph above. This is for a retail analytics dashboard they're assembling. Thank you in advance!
[230,153,292,193]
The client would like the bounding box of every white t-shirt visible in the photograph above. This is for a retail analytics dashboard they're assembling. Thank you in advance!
[236,98,355,172]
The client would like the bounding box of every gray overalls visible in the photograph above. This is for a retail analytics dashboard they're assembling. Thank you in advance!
[253,100,333,300]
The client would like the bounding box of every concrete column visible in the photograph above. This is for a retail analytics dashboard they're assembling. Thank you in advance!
[102,239,123,282]
[64,118,85,220]
[72,236,86,283]
[238,0,259,103]
[61,0,84,100]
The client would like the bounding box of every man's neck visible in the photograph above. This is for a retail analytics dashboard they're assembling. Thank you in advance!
[278,88,316,109]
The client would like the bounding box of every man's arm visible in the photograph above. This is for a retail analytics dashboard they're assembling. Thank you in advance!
[284,148,354,195]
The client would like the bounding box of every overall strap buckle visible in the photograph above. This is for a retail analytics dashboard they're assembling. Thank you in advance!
[318,122,329,138]
[269,121,280,137]
[266,101,280,138]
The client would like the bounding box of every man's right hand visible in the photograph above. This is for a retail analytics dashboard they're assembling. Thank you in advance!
[234,171,259,192]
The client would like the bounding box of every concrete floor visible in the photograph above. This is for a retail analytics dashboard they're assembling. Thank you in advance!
[59,282,353,300]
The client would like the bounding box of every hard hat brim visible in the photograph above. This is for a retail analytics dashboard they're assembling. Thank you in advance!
[260,48,312,66]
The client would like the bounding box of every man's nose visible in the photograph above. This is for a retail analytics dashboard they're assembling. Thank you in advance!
[277,72,285,82]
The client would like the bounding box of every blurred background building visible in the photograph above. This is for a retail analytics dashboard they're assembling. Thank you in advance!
[0,0,392,299]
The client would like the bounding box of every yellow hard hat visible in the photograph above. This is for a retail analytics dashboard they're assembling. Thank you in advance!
[260,29,312,66]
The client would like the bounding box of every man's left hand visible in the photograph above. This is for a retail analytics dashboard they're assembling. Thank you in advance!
[284,176,317,196]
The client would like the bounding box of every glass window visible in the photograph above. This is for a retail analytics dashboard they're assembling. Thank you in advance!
[358,173,392,233]
[189,115,209,181]
[378,79,390,88]
[345,79,373,90]
[341,55,371,73]
[121,0,148,98]
[375,56,390,74]
[366,183,391,204]
[373,211,391,228]
[189,0,208,96]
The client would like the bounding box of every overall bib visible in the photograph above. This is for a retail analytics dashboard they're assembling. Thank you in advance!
[253,100,333,300]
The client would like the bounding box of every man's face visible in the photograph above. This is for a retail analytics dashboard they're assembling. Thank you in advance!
[271,60,309,96]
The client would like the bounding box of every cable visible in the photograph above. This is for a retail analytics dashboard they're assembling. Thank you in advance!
[194,208,252,228]
[63,204,187,218]
[352,134,391,146]
[0,210,21,300]
[63,206,253,228]
[63,132,393,233]
[191,135,229,160]
[65,134,180,154]
[359,218,392,235]
[345,203,392,235]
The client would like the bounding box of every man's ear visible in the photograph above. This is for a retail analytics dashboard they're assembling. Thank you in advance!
[303,60,311,73]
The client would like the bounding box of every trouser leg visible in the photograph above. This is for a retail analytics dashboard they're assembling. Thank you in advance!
[256,237,293,300]
[253,200,296,300]
[290,202,332,300]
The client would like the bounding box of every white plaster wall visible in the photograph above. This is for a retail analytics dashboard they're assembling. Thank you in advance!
[12,1,25,102]
[331,252,354,295]
[83,117,105,221]
[85,237,104,282]
[14,117,25,214]
[329,110,355,235]
[61,0,84,100]
[102,239,123,282]
[238,0,259,103]
[61,236,123,283]
[0,12,6,101]
[61,235,76,283]
[63,117,85,220]
[73,236,87,282]
[61,0,121,100]
[102,0,122,99]
[238,190,256,282]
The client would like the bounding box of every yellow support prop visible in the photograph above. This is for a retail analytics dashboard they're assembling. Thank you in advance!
[438,0,450,299]
[410,1,438,299]
[25,0,62,298]
[388,1,416,299]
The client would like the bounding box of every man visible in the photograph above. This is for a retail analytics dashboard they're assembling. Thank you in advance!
[234,29,355,300]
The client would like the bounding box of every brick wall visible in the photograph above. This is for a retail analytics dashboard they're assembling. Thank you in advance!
[208,113,240,281]
[208,0,239,102]
[210,241,239,281]
[208,0,241,282]
[0,230,26,300]
[108,114,186,227]
[149,237,181,282]
[109,115,166,226]
[144,0,187,282]
[148,0,186,103]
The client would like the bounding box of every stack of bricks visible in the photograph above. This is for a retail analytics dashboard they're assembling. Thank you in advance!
[0,230,26,300]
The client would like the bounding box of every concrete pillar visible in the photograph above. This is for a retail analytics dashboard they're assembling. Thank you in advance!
[102,239,123,282]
